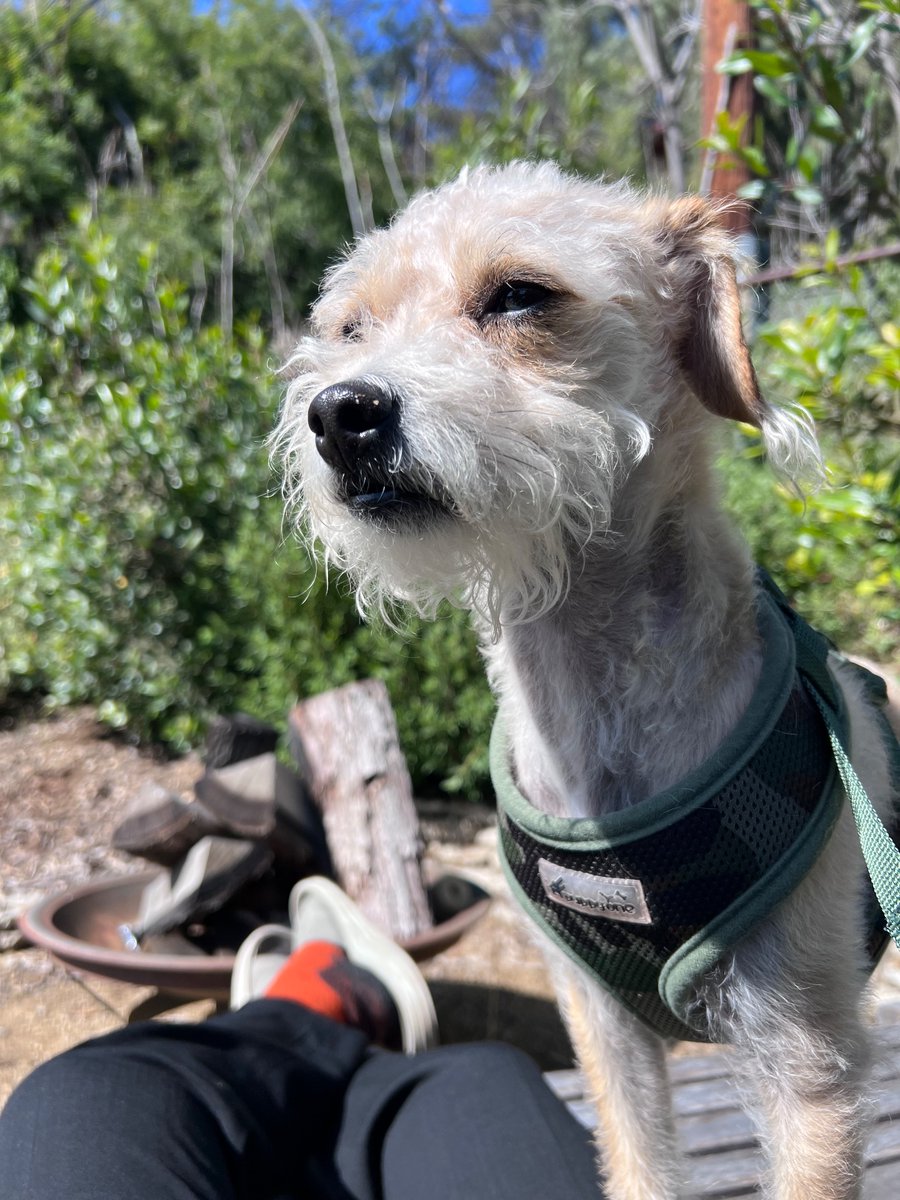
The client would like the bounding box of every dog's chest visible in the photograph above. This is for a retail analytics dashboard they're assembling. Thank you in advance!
[493,577,897,1041]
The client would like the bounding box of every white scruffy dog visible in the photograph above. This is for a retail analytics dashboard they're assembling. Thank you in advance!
[275,162,899,1200]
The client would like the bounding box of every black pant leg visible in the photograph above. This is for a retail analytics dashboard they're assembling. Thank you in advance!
[0,1000,369,1200]
[2,1005,602,1200]
[336,1042,602,1200]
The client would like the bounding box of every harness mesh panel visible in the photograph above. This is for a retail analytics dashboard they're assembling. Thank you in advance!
[501,675,836,1041]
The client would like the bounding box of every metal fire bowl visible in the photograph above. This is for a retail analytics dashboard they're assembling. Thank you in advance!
[20,871,491,1000]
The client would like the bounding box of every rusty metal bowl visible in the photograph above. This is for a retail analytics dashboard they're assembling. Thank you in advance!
[19,871,491,1000]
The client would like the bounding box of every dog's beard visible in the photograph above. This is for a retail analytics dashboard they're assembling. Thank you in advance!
[274,348,652,632]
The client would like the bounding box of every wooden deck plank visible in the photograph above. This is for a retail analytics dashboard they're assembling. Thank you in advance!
[672,1075,741,1117]
[544,1003,900,1196]
[543,1067,585,1101]
[684,1145,762,1196]
[864,1158,900,1200]
[668,1056,731,1085]
[865,1117,900,1163]
[679,1107,756,1157]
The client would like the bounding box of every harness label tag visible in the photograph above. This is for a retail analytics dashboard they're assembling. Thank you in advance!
[538,859,652,925]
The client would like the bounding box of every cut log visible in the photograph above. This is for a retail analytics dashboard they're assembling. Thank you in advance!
[194,753,328,874]
[288,680,432,941]
[204,713,280,770]
[112,782,219,866]
[136,836,273,939]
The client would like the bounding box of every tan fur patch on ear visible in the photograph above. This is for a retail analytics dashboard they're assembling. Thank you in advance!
[657,197,768,427]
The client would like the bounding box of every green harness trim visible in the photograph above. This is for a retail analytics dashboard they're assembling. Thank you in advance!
[493,572,900,1042]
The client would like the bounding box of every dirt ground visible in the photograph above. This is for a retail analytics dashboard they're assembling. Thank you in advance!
[3,707,900,1109]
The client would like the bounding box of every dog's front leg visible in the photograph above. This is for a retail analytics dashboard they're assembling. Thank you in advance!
[551,951,682,1200]
[717,950,871,1200]
[725,986,870,1200]
[713,811,875,1200]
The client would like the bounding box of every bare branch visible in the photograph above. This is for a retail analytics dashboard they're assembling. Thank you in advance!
[299,8,369,237]
[698,21,739,196]
[241,201,286,343]
[604,0,686,191]
[668,0,702,104]
[202,63,302,340]
[234,99,303,220]
[111,101,146,191]
[190,257,208,332]
[875,27,900,161]
[432,0,502,79]
[363,86,409,209]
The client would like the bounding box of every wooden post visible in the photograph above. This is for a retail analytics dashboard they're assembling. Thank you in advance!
[288,680,432,941]
[701,0,754,235]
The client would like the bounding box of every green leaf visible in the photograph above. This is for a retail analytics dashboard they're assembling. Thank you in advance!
[796,144,820,182]
[815,50,844,111]
[741,50,795,76]
[810,105,844,141]
[716,109,748,138]
[719,55,754,75]
[754,75,792,107]
[737,179,766,200]
[846,15,880,67]
[824,228,840,265]
[740,146,770,176]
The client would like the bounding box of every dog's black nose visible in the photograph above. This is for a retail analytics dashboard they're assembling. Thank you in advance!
[308,380,397,471]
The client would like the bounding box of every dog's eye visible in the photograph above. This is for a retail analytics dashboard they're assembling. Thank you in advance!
[483,280,556,318]
[340,318,363,342]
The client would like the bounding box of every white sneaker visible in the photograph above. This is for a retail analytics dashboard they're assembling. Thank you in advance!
[230,877,438,1054]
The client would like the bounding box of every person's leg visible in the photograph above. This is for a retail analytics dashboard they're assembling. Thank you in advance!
[0,878,437,1200]
[3,877,598,1200]
[0,1000,369,1200]
[337,1041,603,1200]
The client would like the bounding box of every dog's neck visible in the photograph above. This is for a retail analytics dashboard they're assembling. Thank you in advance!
[486,455,763,819]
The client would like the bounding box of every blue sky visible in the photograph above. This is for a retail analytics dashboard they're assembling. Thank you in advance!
[341,1,488,51]
[190,1,491,106]
[327,1,485,55]
[196,1,488,42]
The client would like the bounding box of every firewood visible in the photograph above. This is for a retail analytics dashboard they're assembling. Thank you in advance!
[194,753,328,873]
[204,713,279,770]
[112,781,218,866]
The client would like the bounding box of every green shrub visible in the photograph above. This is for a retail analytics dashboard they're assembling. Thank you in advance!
[223,502,494,799]
[0,216,273,745]
[726,265,899,667]
[0,216,494,795]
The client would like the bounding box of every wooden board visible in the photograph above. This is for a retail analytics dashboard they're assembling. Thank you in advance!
[545,1003,900,1198]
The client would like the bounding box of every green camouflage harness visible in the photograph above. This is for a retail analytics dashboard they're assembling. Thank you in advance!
[494,573,900,1042]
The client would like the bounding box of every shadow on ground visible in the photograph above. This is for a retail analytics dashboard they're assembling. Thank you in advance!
[428,980,574,1071]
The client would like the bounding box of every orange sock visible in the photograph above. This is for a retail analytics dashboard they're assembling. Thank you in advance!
[264,941,349,1022]
[263,939,401,1047]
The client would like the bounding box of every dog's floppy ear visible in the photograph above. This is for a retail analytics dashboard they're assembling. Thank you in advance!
[655,197,767,427]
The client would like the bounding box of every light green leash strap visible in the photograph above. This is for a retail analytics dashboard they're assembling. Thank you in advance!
[808,684,900,949]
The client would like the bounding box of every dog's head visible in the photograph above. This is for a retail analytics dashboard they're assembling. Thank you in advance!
[275,162,819,626]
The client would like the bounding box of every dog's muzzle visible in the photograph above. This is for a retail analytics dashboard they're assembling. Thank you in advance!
[308,379,452,525]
